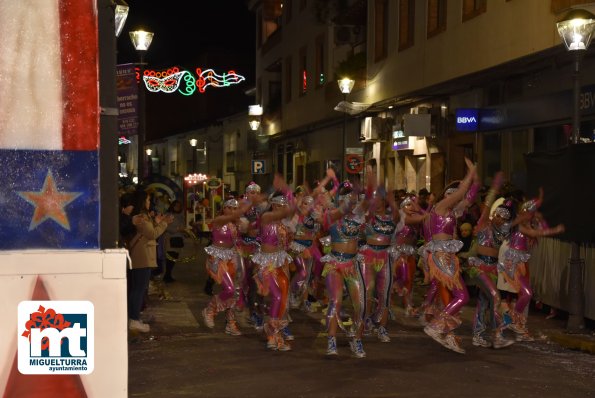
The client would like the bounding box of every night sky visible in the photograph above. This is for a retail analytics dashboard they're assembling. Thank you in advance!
[117,0,255,67]
[116,0,256,140]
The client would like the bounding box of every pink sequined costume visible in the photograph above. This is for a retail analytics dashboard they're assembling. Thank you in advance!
[391,196,425,317]
[287,196,320,310]
[252,192,295,351]
[498,194,564,341]
[202,199,244,336]
[423,159,478,354]
[236,183,265,327]
[359,192,402,342]
[321,184,367,358]
[468,203,514,348]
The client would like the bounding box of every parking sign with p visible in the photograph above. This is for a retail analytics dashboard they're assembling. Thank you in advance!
[252,160,266,174]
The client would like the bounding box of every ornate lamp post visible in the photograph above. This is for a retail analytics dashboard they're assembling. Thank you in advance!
[129,29,154,182]
[556,9,595,144]
[338,78,355,178]
[556,8,595,332]
[248,104,263,132]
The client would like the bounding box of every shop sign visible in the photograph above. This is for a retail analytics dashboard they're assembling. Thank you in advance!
[392,130,411,150]
[455,108,479,131]
[580,88,595,111]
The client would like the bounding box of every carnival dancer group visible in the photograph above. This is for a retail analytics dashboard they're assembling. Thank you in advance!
[199,158,565,357]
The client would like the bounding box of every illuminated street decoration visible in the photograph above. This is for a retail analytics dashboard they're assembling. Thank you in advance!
[195,68,245,93]
[142,66,245,96]
[184,173,208,185]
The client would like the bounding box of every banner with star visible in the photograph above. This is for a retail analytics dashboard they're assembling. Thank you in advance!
[0,0,99,249]
[0,150,98,249]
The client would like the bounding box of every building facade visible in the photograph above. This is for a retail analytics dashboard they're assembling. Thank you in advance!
[244,0,595,194]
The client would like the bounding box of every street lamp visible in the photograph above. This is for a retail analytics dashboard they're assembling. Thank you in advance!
[114,1,129,38]
[190,139,207,172]
[248,104,263,131]
[556,9,595,144]
[556,8,595,332]
[129,29,154,183]
[189,138,198,172]
[338,78,355,179]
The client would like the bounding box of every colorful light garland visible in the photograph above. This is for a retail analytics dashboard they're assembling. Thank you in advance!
[184,173,208,184]
[141,66,245,96]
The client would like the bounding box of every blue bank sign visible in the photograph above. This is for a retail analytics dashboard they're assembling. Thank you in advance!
[455,84,595,133]
[455,108,479,131]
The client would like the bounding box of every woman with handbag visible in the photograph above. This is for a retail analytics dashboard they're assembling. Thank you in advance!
[128,190,172,333]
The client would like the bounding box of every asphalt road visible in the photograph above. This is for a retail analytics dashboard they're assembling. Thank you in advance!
[128,239,595,398]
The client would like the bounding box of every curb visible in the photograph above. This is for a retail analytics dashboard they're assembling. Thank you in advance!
[546,331,595,355]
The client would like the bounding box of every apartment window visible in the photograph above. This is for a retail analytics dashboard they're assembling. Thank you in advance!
[315,35,325,87]
[462,0,486,22]
[299,46,307,95]
[427,0,447,37]
[275,143,294,184]
[374,0,389,61]
[285,0,292,23]
[269,81,281,112]
[398,0,415,51]
[284,56,292,103]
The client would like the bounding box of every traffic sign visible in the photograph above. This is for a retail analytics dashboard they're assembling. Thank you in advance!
[252,160,266,174]
[345,154,364,174]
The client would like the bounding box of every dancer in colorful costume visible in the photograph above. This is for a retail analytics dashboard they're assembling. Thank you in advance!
[321,171,367,358]
[391,194,426,317]
[236,182,266,329]
[467,173,515,348]
[202,198,251,336]
[359,185,402,342]
[498,189,564,341]
[423,158,478,354]
[252,180,296,351]
[287,193,321,310]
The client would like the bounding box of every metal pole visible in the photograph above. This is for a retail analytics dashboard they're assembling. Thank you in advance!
[342,93,347,180]
[137,51,146,183]
[192,148,197,173]
[567,51,585,332]
[98,0,119,249]
[572,52,582,145]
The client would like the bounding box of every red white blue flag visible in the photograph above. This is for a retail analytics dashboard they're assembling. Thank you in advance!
[0,0,99,249]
